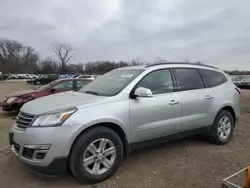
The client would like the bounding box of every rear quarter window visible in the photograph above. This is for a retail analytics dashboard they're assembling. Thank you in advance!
[199,69,227,87]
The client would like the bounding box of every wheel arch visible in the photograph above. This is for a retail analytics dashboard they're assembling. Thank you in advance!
[216,105,236,123]
[69,122,130,159]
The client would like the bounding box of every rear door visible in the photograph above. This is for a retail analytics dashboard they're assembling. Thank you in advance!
[198,69,230,124]
[173,68,213,131]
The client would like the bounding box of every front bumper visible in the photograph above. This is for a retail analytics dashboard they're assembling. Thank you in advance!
[26,156,68,175]
[2,102,18,111]
[10,123,80,175]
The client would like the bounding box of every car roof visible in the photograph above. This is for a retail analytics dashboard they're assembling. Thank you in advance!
[56,78,92,82]
[117,62,220,72]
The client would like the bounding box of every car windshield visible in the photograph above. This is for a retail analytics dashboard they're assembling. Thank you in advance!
[79,69,143,96]
[35,81,56,91]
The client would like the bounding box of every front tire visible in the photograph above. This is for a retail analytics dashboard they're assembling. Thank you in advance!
[69,127,123,184]
[210,110,235,145]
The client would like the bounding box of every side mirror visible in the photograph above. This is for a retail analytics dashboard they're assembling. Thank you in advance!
[50,88,55,93]
[134,87,153,98]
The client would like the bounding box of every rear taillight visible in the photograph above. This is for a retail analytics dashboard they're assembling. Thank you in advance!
[235,87,241,94]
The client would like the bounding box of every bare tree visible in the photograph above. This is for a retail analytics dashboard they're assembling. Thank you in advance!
[153,57,167,64]
[52,43,73,73]
[21,46,40,73]
[0,39,23,73]
[75,63,84,73]
[38,58,59,74]
[131,57,145,66]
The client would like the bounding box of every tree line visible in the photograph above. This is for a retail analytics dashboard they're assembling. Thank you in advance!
[0,39,249,75]
[0,39,145,75]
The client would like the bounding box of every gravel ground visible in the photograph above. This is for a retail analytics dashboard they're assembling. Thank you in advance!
[0,80,250,188]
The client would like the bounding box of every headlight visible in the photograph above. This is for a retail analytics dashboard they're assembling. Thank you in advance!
[31,108,77,127]
[6,97,17,104]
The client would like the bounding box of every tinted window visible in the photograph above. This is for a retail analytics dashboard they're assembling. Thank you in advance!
[199,69,227,87]
[136,69,174,94]
[53,81,73,91]
[76,80,90,90]
[174,68,204,91]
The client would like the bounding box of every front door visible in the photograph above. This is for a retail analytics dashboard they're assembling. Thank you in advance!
[129,69,182,143]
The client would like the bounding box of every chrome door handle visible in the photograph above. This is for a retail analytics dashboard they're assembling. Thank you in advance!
[169,100,179,105]
[205,95,213,100]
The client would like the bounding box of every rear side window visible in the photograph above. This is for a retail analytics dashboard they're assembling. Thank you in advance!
[199,69,227,87]
[174,68,204,91]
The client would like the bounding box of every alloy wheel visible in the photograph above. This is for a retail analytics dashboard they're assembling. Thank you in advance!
[83,138,116,175]
[218,116,232,140]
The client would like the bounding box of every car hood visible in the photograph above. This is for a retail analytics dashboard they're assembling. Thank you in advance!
[21,91,106,115]
[6,90,36,97]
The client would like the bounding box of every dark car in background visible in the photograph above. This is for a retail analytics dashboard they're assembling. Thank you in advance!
[0,72,7,80]
[2,78,91,112]
[28,74,59,85]
[232,76,250,89]
[0,74,6,80]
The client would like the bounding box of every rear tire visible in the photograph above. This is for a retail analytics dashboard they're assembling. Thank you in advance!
[210,110,235,145]
[69,127,123,184]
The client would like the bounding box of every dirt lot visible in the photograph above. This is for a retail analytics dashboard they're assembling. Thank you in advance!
[0,80,250,188]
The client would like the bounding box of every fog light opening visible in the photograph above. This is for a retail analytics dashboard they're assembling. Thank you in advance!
[36,152,46,160]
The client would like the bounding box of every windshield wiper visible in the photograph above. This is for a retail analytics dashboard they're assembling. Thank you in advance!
[85,91,99,96]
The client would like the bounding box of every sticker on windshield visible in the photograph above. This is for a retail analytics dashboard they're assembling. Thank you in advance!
[120,74,134,78]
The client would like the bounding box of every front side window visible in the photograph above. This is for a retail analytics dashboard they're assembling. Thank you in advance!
[174,68,204,91]
[79,69,143,96]
[199,69,227,87]
[136,69,174,95]
[52,81,73,91]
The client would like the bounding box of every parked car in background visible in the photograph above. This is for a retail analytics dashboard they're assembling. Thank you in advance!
[29,74,59,85]
[79,75,97,80]
[25,74,36,79]
[58,74,68,79]
[8,74,18,79]
[9,63,240,183]
[0,72,6,80]
[234,79,250,89]
[2,78,91,112]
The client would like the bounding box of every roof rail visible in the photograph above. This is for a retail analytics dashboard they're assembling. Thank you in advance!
[145,62,218,69]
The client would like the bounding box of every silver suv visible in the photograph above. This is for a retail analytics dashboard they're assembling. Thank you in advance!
[9,63,240,183]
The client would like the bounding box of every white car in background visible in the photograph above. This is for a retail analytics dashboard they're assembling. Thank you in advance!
[9,74,18,79]
[78,75,99,81]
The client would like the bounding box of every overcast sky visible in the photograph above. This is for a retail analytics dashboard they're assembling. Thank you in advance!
[1,0,250,70]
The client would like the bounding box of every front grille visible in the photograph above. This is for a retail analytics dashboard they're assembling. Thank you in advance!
[16,112,35,129]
